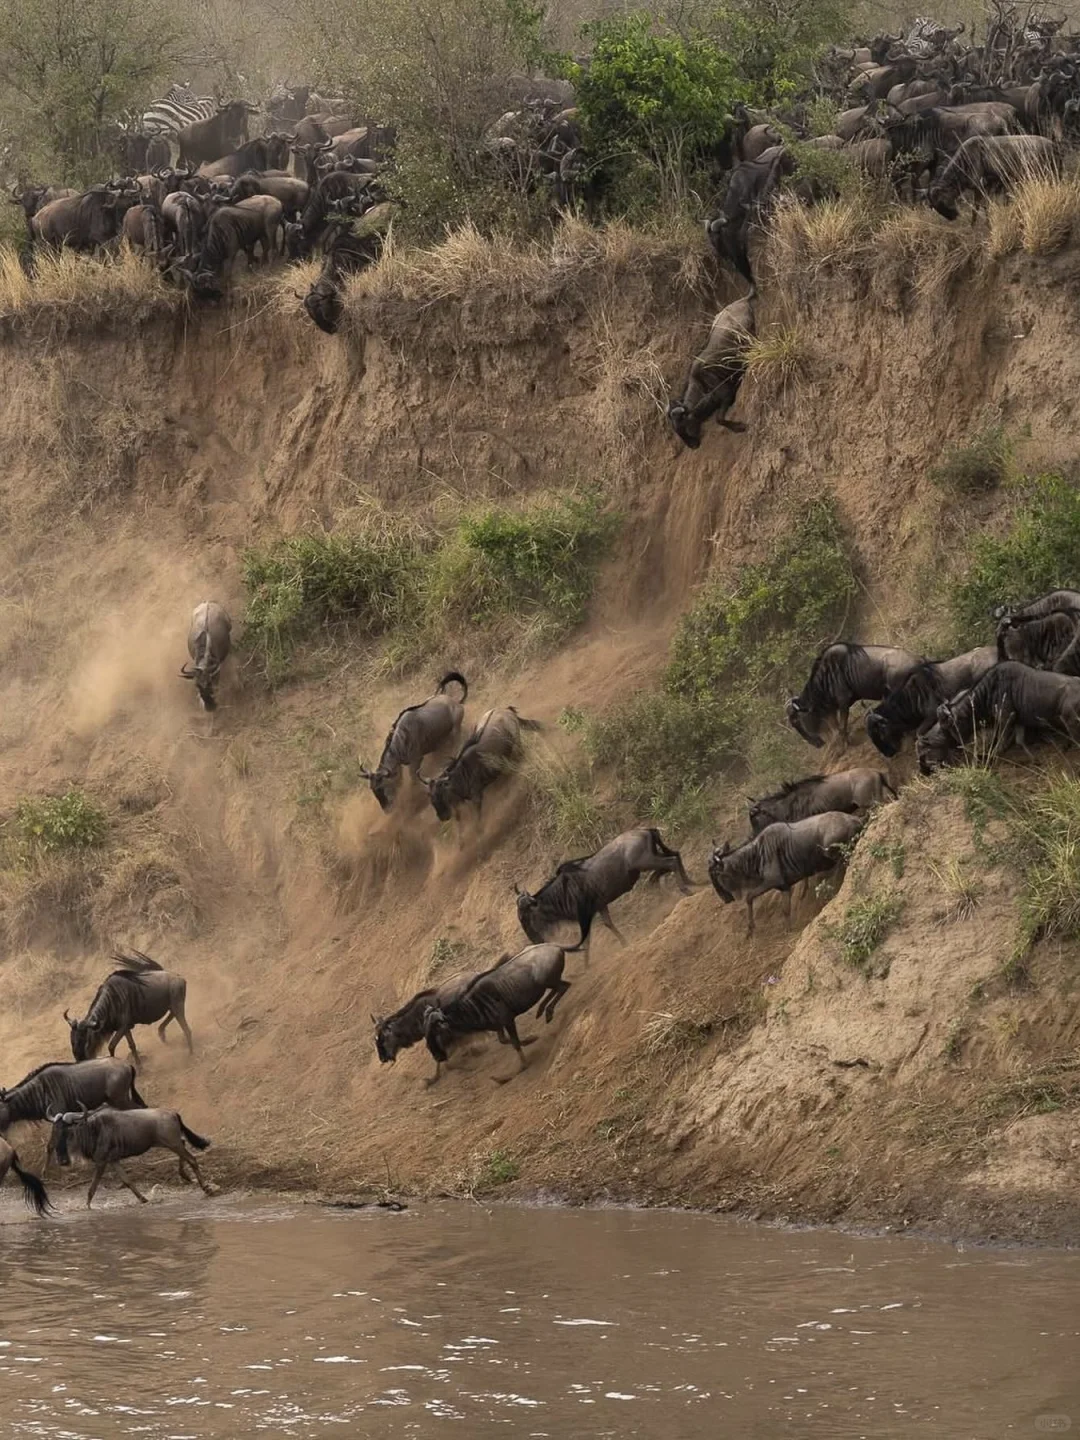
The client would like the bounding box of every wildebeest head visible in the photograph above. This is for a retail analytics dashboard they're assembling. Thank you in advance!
[514,886,544,942]
[423,1008,454,1063]
[46,1103,87,1166]
[865,709,902,757]
[373,1012,403,1063]
[785,696,826,748]
[927,183,959,221]
[667,402,702,449]
[425,773,455,822]
[359,763,395,812]
[303,277,344,334]
[707,842,736,902]
[746,797,773,835]
[64,1007,103,1062]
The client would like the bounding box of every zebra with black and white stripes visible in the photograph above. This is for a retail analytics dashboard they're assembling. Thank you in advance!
[142,83,217,138]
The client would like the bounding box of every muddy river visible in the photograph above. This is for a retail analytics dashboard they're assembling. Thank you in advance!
[0,1194,1077,1437]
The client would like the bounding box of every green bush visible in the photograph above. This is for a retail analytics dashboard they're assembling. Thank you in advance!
[243,493,616,680]
[427,492,617,638]
[14,789,108,854]
[930,424,1009,494]
[949,472,1080,645]
[242,526,424,680]
[786,140,862,200]
[1011,773,1080,950]
[831,893,904,969]
[586,501,856,820]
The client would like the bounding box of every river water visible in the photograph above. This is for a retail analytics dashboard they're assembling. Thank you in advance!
[0,1193,1077,1438]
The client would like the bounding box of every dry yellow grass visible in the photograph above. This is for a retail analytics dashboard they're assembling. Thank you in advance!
[768,197,875,279]
[1013,174,1080,255]
[0,244,182,331]
[985,198,1023,258]
[744,324,807,393]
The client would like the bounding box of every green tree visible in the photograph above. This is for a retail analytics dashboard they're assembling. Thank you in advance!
[577,12,744,202]
[0,0,187,181]
[714,0,854,105]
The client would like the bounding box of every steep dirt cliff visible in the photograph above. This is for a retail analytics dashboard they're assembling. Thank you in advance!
[0,229,1078,1241]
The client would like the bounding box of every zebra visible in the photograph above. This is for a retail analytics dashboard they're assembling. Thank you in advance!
[142,84,216,138]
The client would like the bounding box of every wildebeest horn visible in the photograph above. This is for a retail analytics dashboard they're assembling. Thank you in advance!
[46,1109,60,1123]
[63,1008,75,1027]
[179,663,195,678]
[358,762,372,778]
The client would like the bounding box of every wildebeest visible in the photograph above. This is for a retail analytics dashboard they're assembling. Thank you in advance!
[0,1137,50,1216]
[49,1105,212,1207]
[998,609,1080,670]
[865,645,998,756]
[748,768,896,834]
[180,601,231,710]
[287,168,381,255]
[915,712,961,774]
[177,101,259,169]
[65,950,192,1062]
[667,297,754,449]
[8,182,79,236]
[361,672,468,811]
[787,643,920,747]
[709,811,864,935]
[300,206,393,332]
[705,146,795,295]
[423,944,569,1083]
[198,137,270,180]
[230,170,310,220]
[929,134,1058,219]
[0,1059,145,1153]
[162,189,207,255]
[121,202,168,255]
[30,184,140,254]
[233,194,284,261]
[937,661,1080,751]
[515,827,693,954]
[995,589,1080,626]
[424,706,540,822]
[373,954,525,1078]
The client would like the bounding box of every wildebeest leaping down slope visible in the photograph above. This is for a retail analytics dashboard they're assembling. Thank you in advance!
[65,950,193,1061]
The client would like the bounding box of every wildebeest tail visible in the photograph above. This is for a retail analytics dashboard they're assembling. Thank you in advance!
[10,1154,51,1217]
[510,708,542,731]
[130,1075,148,1108]
[646,827,679,857]
[180,1121,211,1151]
[879,774,899,800]
[112,949,162,973]
[436,670,468,700]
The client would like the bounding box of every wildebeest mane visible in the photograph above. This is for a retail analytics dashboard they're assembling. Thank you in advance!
[877,661,945,721]
[3,1064,89,1122]
[801,643,867,706]
[112,948,162,973]
[5,1059,74,1091]
[760,774,827,803]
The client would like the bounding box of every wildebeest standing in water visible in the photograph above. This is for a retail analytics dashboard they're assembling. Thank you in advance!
[48,1104,213,1207]
[747,768,895,834]
[423,944,569,1084]
[787,642,920,748]
[181,601,231,710]
[0,1137,50,1216]
[65,950,193,1062]
[360,671,468,811]
[424,706,540,822]
[667,298,754,450]
[515,826,694,955]
[709,810,864,934]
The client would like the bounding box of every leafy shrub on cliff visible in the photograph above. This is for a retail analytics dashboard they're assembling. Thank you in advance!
[243,492,616,679]
[425,491,617,639]
[930,424,1009,494]
[950,472,1080,645]
[13,789,108,855]
[586,501,856,821]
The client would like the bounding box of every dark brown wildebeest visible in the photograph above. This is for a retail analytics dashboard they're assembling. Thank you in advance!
[937,661,1080,752]
[424,706,540,822]
[748,768,896,834]
[998,609,1080,670]
[180,601,231,710]
[360,671,468,811]
[198,137,270,180]
[787,643,920,748]
[915,711,961,774]
[865,645,998,756]
[230,170,309,220]
[300,205,394,332]
[233,194,284,261]
[515,827,694,955]
[49,1105,212,1207]
[423,944,570,1083]
[705,146,794,295]
[709,811,864,935]
[373,953,523,1079]
[65,951,193,1062]
[0,1059,146,1171]
[286,168,381,255]
[8,182,79,237]
[162,189,207,257]
[0,1137,50,1216]
[177,101,259,169]
[667,297,754,449]
[30,184,141,254]
[996,589,1080,626]
[929,134,1058,219]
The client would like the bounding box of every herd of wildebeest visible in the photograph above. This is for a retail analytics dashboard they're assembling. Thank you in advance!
[4,578,1080,1217]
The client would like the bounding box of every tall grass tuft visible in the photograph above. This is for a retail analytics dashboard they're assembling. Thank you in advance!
[0,245,181,331]
[744,325,807,393]
[1013,174,1080,255]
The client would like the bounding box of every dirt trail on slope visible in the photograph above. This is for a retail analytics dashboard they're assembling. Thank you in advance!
[0,248,1078,1241]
